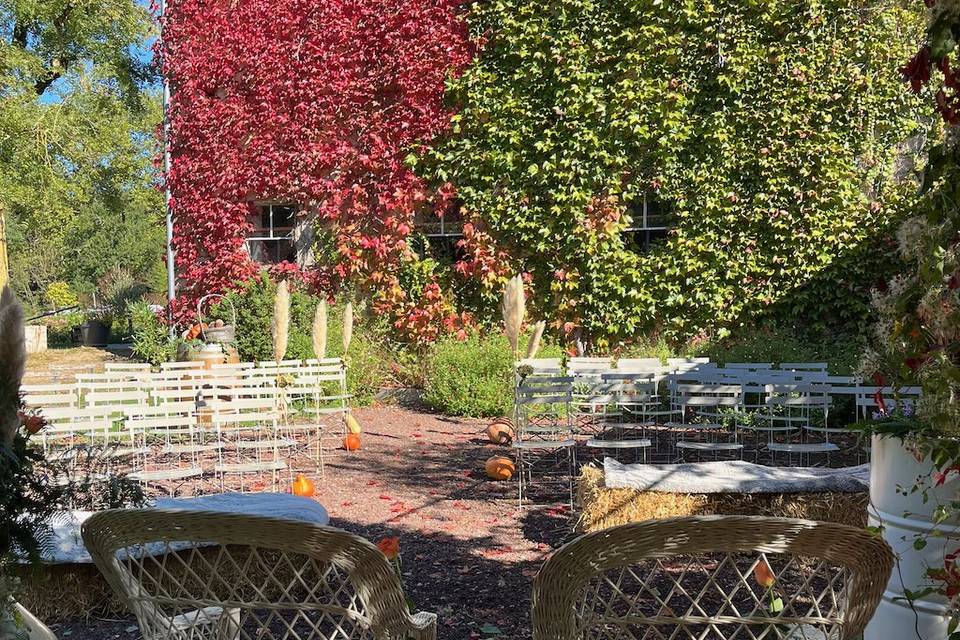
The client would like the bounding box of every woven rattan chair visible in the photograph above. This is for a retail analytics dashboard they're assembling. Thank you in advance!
[82,509,436,640]
[531,516,893,640]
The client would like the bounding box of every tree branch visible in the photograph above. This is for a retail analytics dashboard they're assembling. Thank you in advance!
[12,21,28,48]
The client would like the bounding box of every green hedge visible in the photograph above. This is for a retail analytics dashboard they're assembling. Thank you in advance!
[424,0,928,345]
[423,332,564,417]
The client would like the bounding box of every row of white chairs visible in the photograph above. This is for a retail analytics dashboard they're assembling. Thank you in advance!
[27,358,351,494]
[23,358,349,412]
[513,364,920,470]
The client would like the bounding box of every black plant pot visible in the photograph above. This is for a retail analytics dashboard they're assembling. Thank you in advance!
[80,320,110,347]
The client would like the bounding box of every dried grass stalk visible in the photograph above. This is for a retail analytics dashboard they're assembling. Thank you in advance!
[342,300,353,354]
[525,320,546,360]
[501,274,525,357]
[312,300,328,360]
[271,280,290,365]
[0,285,25,444]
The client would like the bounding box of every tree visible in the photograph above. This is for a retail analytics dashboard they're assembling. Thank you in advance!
[0,0,162,313]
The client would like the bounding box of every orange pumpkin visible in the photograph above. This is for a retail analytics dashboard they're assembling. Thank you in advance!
[344,433,362,451]
[291,474,315,497]
[486,417,514,445]
[485,455,515,480]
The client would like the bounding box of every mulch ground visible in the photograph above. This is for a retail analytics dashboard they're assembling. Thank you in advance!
[49,404,575,640]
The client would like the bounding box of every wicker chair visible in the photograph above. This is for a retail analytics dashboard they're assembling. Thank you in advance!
[531,516,893,640]
[82,509,436,640]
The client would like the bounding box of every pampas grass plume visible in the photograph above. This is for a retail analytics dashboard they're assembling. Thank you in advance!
[272,280,290,365]
[525,320,546,360]
[312,299,328,360]
[0,286,25,444]
[501,274,525,356]
[342,300,354,354]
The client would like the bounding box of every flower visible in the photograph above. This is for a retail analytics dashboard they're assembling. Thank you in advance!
[753,558,776,588]
[376,536,400,560]
[18,411,45,435]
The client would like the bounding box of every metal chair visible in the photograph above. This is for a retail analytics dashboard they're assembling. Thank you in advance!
[512,376,576,508]
[82,509,437,640]
[531,516,893,640]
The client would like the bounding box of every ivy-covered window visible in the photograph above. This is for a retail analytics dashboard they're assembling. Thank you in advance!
[626,193,671,252]
[246,202,297,264]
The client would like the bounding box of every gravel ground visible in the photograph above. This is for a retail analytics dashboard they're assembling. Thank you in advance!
[50,404,576,640]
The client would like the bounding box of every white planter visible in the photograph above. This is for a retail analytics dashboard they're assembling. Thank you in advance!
[865,435,960,640]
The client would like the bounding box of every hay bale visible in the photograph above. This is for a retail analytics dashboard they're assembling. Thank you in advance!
[576,465,868,533]
[15,545,319,622]
[14,563,121,621]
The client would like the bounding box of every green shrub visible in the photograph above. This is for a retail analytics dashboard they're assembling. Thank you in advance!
[702,323,862,375]
[424,332,564,417]
[43,312,84,348]
[130,301,177,365]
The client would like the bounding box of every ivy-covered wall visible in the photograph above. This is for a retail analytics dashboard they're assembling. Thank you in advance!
[424,0,931,344]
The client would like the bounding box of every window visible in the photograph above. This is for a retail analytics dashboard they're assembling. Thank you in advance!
[246,203,297,264]
[625,193,672,253]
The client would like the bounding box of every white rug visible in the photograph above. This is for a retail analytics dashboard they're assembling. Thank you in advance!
[603,458,870,494]
[40,493,330,564]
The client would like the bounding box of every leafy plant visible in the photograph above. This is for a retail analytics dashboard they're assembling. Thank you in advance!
[130,301,177,365]
[43,282,78,310]
[853,0,960,630]
[424,332,563,417]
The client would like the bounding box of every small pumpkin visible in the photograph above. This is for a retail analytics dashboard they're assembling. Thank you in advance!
[485,455,515,480]
[344,432,362,451]
[291,474,315,497]
[345,413,362,435]
[486,417,514,445]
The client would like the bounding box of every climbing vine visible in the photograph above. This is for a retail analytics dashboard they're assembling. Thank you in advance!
[160,0,473,337]
[423,0,931,345]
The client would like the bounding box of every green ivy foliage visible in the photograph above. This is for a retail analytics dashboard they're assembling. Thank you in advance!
[425,0,930,343]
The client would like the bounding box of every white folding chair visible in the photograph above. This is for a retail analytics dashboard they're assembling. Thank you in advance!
[513,376,576,508]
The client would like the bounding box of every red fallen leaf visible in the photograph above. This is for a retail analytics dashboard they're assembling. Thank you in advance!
[390,504,406,513]
[367,480,381,487]
[411,433,423,438]
[341,501,353,507]
[378,494,393,500]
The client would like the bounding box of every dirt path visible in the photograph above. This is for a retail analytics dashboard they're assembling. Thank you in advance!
[50,405,576,640]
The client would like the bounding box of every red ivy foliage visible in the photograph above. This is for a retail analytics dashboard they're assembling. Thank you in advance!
[160,0,473,334]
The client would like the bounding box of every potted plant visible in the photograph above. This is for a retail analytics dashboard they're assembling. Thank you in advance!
[855,2,960,637]
[79,267,149,348]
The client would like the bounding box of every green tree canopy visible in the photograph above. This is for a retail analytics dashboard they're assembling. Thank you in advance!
[0,0,163,313]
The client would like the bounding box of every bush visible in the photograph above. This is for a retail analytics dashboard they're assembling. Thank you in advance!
[44,281,78,310]
[424,332,564,417]
[702,323,863,375]
[43,312,84,348]
[130,302,178,365]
